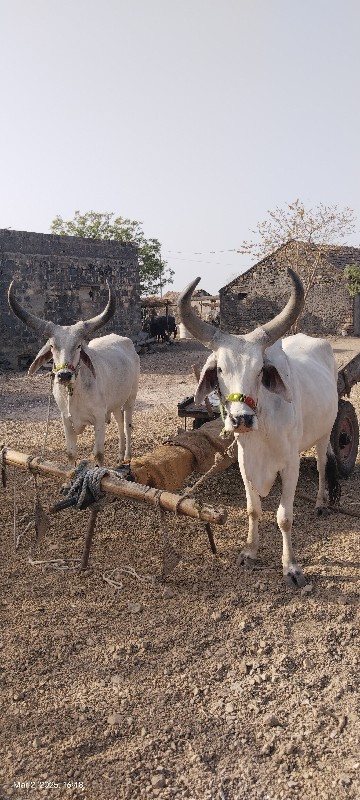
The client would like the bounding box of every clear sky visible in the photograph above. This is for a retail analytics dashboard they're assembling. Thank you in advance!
[1,0,359,294]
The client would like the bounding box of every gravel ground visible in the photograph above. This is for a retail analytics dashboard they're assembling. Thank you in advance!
[0,339,359,800]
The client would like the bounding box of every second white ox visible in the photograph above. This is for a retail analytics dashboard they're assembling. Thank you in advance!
[8,282,140,466]
[178,269,340,588]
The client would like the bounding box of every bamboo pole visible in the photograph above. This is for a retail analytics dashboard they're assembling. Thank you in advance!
[2,447,226,525]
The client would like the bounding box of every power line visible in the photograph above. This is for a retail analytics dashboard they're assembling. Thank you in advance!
[164,248,240,256]
[165,255,238,266]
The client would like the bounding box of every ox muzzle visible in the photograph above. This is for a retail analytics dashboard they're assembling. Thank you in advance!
[53,362,78,387]
[228,412,255,432]
[222,392,258,433]
[57,369,74,384]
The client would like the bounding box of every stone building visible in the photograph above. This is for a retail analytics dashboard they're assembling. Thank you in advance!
[0,229,141,369]
[162,289,220,323]
[220,240,360,336]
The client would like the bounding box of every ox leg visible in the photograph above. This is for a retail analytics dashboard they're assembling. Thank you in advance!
[236,473,262,569]
[62,415,77,465]
[113,408,126,463]
[278,459,306,589]
[93,418,106,466]
[123,405,134,461]
[315,435,329,516]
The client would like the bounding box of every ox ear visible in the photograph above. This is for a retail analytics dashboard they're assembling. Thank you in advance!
[28,342,53,375]
[80,344,96,378]
[262,350,293,403]
[194,354,218,405]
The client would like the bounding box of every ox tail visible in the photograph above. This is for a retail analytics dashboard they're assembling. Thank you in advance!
[326,444,341,506]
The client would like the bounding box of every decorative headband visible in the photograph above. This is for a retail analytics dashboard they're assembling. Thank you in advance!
[225,393,257,412]
[53,362,77,373]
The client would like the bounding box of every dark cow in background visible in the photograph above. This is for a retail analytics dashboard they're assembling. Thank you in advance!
[143,314,177,343]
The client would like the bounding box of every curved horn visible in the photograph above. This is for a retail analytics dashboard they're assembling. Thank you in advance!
[8,281,52,336]
[177,277,218,348]
[83,282,116,334]
[259,268,304,346]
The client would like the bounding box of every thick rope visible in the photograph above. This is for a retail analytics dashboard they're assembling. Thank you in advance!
[150,439,238,578]
[176,438,237,507]
[41,382,53,460]
[58,461,110,510]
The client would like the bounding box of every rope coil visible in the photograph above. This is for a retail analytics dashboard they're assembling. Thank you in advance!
[53,461,111,512]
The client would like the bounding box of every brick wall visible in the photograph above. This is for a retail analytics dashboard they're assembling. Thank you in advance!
[220,242,358,336]
[0,229,141,369]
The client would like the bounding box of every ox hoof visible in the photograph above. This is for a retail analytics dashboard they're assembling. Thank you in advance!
[315,506,330,518]
[236,551,256,570]
[284,567,307,589]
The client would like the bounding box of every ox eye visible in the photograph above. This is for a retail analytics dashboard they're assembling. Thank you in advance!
[217,367,222,374]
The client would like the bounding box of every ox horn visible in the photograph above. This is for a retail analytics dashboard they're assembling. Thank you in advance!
[177,277,219,348]
[258,268,304,346]
[8,281,53,335]
[83,282,116,334]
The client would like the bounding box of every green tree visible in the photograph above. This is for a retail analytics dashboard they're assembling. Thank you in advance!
[238,199,356,329]
[50,211,174,296]
[344,264,360,297]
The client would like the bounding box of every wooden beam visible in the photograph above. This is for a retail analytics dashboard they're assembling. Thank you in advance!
[2,447,226,525]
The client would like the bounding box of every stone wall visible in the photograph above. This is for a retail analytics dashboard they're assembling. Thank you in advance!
[220,242,358,336]
[0,229,141,369]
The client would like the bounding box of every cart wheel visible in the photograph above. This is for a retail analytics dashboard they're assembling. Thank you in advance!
[331,400,359,477]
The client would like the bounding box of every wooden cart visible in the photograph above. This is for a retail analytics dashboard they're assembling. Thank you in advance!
[178,337,360,477]
[331,338,360,476]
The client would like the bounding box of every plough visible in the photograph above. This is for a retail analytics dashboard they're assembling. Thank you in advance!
[1,420,231,571]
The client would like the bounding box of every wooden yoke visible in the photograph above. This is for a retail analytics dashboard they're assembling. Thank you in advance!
[2,447,226,526]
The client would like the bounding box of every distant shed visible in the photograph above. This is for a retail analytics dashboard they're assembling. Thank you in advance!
[220,241,360,336]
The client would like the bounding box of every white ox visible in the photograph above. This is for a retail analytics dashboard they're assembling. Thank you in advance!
[178,269,340,588]
[8,282,140,466]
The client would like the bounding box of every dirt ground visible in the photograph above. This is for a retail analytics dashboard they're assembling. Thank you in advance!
[0,339,359,800]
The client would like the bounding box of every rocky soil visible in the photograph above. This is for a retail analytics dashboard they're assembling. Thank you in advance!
[0,339,359,800]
